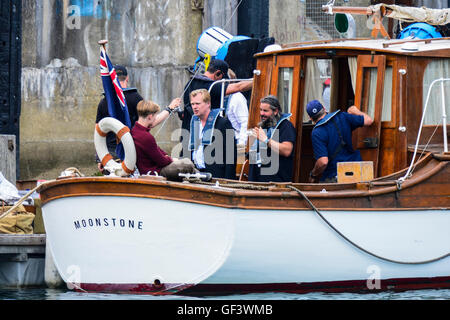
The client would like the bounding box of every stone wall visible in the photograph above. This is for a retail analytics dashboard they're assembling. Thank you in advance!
[269,0,374,44]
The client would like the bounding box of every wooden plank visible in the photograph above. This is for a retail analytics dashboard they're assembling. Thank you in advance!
[0,134,16,185]
[0,234,46,246]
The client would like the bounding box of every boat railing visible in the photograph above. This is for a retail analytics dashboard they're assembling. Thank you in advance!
[209,78,253,111]
[399,77,449,182]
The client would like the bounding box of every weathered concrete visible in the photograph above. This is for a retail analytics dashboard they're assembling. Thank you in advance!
[20,0,203,179]
[0,135,16,186]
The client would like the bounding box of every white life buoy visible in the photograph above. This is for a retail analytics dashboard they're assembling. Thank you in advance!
[94,117,136,177]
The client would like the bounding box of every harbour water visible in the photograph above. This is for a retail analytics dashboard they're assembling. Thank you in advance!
[1,288,449,300]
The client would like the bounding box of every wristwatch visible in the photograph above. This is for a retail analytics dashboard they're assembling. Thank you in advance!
[309,171,318,179]
[164,106,173,114]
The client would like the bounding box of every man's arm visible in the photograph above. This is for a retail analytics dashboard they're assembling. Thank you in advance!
[253,127,294,158]
[226,80,253,95]
[153,98,181,127]
[309,156,328,183]
[347,105,373,126]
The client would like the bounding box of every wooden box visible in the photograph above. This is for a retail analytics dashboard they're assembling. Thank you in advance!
[337,161,374,183]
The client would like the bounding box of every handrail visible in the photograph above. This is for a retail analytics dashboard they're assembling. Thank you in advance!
[208,78,253,111]
[399,78,449,182]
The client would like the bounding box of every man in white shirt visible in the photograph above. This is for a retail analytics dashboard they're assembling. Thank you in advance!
[226,69,249,146]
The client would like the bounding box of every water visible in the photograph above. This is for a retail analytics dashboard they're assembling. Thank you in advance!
[1,288,449,300]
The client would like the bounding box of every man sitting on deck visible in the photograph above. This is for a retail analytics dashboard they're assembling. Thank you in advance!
[131,99,197,181]
[307,100,373,183]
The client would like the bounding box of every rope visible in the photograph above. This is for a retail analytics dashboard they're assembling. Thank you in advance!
[0,167,84,221]
[287,185,450,265]
[223,0,244,31]
[407,124,440,178]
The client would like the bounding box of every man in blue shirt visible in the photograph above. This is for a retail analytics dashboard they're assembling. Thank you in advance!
[307,100,373,183]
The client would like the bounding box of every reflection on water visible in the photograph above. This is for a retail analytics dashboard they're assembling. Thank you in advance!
[0,288,449,300]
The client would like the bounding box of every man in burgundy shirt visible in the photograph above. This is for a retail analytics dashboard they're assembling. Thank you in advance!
[131,99,196,180]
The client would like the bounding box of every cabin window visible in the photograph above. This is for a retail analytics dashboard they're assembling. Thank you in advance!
[423,59,450,125]
[362,67,378,119]
[303,58,332,122]
[381,66,393,122]
[277,68,294,114]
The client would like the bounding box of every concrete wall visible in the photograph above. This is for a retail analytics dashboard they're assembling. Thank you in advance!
[268,0,374,44]
[20,0,203,179]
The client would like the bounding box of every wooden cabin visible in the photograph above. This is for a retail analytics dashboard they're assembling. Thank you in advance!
[246,38,450,183]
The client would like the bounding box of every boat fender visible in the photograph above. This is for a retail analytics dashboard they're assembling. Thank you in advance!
[94,117,136,177]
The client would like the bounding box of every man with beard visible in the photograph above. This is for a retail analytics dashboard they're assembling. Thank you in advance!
[248,95,296,182]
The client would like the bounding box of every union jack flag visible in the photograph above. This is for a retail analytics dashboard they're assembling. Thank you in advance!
[100,46,131,160]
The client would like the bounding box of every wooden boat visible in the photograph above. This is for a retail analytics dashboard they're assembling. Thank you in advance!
[38,10,450,295]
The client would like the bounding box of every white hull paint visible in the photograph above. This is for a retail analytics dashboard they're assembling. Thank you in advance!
[42,195,450,292]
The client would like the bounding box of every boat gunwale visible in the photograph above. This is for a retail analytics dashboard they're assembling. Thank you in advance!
[38,154,448,210]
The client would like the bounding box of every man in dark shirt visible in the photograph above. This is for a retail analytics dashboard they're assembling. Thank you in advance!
[96,65,143,158]
[131,100,196,180]
[248,95,297,182]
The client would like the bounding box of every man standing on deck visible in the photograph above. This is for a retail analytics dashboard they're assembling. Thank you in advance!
[178,59,253,156]
[96,65,143,161]
[307,100,373,183]
[188,89,237,180]
[248,95,297,183]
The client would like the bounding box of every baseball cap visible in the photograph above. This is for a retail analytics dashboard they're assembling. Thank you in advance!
[114,65,128,77]
[306,100,324,119]
[208,59,229,79]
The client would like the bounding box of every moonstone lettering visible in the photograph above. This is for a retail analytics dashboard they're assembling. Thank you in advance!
[74,218,143,230]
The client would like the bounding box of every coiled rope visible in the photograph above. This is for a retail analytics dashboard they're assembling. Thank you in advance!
[287,185,450,265]
[0,167,83,221]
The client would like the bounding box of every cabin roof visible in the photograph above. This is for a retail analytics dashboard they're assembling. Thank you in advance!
[258,38,450,58]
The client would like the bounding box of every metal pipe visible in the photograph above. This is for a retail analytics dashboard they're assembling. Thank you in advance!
[399,78,450,182]
[441,81,448,153]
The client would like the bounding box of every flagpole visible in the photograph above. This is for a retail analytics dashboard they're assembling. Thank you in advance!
[98,39,108,51]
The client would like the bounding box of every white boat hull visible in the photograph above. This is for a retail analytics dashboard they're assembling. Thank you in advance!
[42,195,450,294]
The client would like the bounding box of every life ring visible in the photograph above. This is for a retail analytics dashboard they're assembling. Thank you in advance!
[94,117,136,177]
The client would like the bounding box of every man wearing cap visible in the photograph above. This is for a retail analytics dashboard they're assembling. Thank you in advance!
[178,59,253,156]
[307,100,373,183]
[248,95,296,182]
[96,65,143,159]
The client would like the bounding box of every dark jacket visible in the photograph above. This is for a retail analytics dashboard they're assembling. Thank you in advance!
[191,116,237,180]
[96,88,143,156]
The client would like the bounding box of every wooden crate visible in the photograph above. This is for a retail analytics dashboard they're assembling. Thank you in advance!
[337,161,374,183]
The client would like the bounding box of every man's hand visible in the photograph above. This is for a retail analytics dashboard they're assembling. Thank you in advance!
[347,105,373,126]
[253,127,268,143]
[168,97,182,110]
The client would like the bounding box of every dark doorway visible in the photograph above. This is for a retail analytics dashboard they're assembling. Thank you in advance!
[0,0,21,179]
[237,0,269,39]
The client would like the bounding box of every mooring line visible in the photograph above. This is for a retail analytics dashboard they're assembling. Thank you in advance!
[288,185,450,265]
